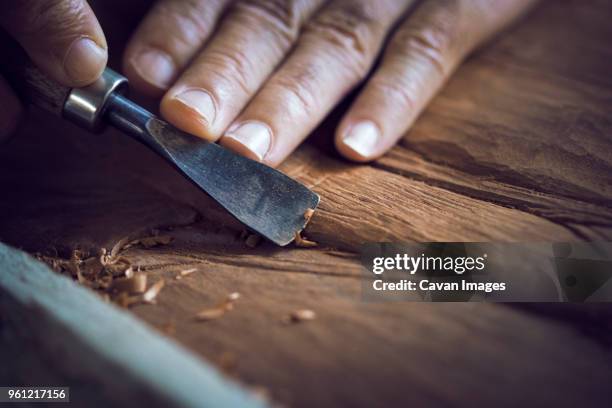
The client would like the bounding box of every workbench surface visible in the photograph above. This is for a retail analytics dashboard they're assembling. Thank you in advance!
[1,1,611,406]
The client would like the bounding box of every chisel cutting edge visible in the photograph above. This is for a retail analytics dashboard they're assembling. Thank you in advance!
[7,66,320,246]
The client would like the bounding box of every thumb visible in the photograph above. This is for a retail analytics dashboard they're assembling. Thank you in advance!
[0,0,107,87]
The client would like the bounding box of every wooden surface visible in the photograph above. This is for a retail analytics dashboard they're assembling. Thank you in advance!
[0,243,264,408]
[1,0,611,407]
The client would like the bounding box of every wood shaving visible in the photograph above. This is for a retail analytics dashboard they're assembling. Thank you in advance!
[143,279,165,304]
[292,208,318,247]
[176,268,197,280]
[35,233,173,309]
[110,236,132,258]
[111,273,147,294]
[32,240,136,309]
[289,309,316,322]
[80,256,104,276]
[245,233,261,248]
[75,268,86,284]
[195,294,239,322]
[195,305,229,321]
[294,231,317,248]
[304,208,315,225]
[227,292,241,301]
[114,292,142,308]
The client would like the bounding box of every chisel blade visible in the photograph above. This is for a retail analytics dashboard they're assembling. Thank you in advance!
[146,118,319,245]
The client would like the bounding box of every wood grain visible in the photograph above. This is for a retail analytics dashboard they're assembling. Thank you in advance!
[121,229,612,407]
[0,0,611,407]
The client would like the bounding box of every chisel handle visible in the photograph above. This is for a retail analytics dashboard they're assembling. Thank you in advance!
[3,40,127,132]
[7,64,72,116]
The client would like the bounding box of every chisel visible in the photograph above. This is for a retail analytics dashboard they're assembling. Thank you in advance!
[4,64,319,246]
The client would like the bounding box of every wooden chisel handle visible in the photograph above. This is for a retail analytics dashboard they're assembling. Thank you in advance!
[7,63,72,116]
[2,39,126,131]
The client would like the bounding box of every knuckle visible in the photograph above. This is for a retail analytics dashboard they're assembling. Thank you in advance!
[304,2,382,80]
[234,0,304,48]
[152,0,219,49]
[391,1,460,77]
[394,28,448,77]
[205,48,256,95]
[5,0,89,38]
[271,68,319,113]
[370,77,418,113]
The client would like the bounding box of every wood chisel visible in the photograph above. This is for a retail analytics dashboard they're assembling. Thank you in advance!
[4,64,319,246]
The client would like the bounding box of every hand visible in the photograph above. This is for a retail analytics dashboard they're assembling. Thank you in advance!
[0,0,107,141]
[125,0,537,167]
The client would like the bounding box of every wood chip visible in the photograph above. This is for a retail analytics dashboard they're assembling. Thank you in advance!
[294,231,318,248]
[245,233,261,248]
[195,305,229,321]
[227,292,241,301]
[195,295,237,322]
[115,292,142,308]
[304,208,315,225]
[80,256,104,276]
[143,279,165,304]
[111,273,147,294]
[75,267,86,284]
[110,236,131,258]
[181,268,197,276]
[289,309,316,322]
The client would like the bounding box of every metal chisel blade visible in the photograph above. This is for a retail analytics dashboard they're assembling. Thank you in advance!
[145,118,320,246]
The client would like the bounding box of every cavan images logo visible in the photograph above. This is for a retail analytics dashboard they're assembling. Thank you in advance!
[361,242,612,302]
[369,243,505,301]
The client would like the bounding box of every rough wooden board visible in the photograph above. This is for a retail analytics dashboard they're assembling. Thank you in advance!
[0,0,610,407]
[284,147,576,251]
[377,147,612,239]
[483,0,612,87]
[390,60,612,204]
[118,229,612,408]
[0,243,266,408]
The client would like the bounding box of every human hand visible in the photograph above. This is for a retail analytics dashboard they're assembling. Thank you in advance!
[0,0,107,141]
[125,0,536,167]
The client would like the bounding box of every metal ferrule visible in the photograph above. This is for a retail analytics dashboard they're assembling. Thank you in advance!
[63,68,128,132]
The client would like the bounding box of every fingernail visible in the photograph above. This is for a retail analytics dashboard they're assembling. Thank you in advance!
[131,49,175,89]
[224,121,272,161]
[173,89,216,126]
[342,121,380,158]
[63,37,107,84]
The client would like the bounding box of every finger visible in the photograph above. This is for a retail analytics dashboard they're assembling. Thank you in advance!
[0,75,23,142]
[160,0,323,141]
[335,0,538,161]
[220,0,411,166]
[0,0,107,87]
[123,0,230,95]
